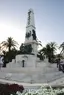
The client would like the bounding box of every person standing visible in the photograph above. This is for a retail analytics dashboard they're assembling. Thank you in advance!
[57,58,60,68]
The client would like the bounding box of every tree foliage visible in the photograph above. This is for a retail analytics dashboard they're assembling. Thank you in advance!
[39,42,57,63]
[1,37,18,67]
[1,37,18,52]
[60,42,64,53]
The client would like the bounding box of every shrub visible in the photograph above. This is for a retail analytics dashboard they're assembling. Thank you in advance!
[0,83,24,95]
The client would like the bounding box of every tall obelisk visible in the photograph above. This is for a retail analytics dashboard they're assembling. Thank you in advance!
[25,9,38,54]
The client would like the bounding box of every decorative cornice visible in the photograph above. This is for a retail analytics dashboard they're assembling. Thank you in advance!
[26,25,36,29]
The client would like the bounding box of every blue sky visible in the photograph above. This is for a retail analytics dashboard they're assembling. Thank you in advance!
[0,0,64,48]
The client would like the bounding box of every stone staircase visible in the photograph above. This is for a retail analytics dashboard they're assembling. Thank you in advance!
[0,63,64,84]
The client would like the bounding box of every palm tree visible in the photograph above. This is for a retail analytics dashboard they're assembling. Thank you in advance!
[44,44,52,62]
[40,42,57,63]
[59,42,64,58]
[50,42,57,55]
[1,37,18,52]
[0,42,5,55]
[56,54,63,59]
[60,42,64,53]
[1,37,18,64]
[37,50,45,60]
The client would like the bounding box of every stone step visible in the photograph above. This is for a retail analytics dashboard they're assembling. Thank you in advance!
[0,70,64,83]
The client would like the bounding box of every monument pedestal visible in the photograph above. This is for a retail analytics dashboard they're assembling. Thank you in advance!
[7,54,37,68]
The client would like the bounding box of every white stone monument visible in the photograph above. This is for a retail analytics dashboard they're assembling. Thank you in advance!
[7,9,38,68]
[25,8,38,54]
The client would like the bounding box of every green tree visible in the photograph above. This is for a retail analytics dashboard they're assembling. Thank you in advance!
[40,42,57,63]
[1,37,18,52]
[56,54,63,59]
[1,37,18,66]
[37,50,45,60]
[59,42,64,53]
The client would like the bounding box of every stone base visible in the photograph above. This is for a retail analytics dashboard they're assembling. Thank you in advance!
[1,63,64,85]
[7,54,37,68]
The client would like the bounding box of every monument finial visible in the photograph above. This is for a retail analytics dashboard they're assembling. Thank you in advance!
[28,8,34,13]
